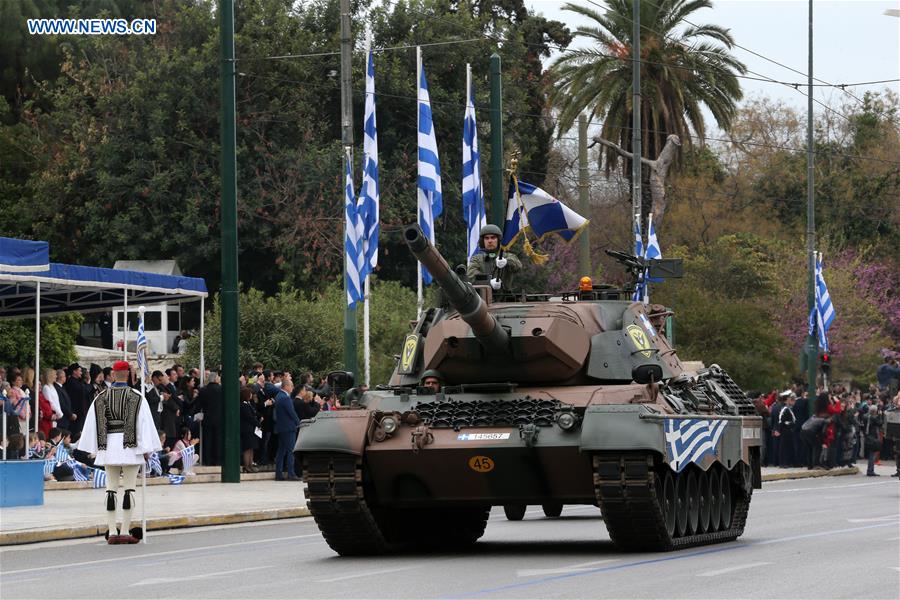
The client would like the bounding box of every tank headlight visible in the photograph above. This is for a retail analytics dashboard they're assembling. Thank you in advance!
[381,416,399,435]
[557,412,577,431]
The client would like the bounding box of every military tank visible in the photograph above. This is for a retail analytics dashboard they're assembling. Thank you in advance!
[296,224,762,555]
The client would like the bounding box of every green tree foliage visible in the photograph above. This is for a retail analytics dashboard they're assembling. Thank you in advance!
[183,278,417,385]
[550,0,746,180]
[0,314,82,369]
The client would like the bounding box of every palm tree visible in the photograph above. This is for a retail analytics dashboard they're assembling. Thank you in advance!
[551,0,746,178]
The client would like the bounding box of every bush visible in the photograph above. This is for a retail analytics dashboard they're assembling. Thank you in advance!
[0,313,82,370]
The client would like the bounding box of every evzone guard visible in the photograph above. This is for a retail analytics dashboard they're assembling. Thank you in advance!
[78,360,161,544]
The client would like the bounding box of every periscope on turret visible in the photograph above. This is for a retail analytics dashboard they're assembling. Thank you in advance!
[294,224,763,555]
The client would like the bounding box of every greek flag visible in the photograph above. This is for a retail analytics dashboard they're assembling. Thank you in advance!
[502,180,589,249]
[357,45,380,279]
[54,444,69,464]
[417,48,442,285]
[44,458,55,477]
[136,313,150,381]
[67,459,90,481]
[93,468,107,489]
[147,451,163,476]
[168,474,185,485]
[180,444,195,473]
[809,253,836,351]
[344,150,363,307]
[664,418,728,472]
[462,64,487,260]
[632,218,644,302]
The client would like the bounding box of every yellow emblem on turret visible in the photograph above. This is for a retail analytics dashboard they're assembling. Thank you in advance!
[626,324,653,359]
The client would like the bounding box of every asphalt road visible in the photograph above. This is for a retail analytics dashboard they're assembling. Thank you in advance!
[2,474,898,599]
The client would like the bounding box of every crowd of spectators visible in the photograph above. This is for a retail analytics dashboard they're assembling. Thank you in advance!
[752,358,900,477]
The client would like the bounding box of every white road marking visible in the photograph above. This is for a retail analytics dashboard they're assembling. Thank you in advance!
[1,533,323,575]
[847,514,900,523]
[518,559,618,577]
[886,536,900,541]
[129,565,272,586]
[759,481,893,493]
[314,565,416,583]
[697,562,771,577]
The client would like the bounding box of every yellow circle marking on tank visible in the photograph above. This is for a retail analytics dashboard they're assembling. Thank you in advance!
[468,455,495,473]
[400,335,418,371]
[626,324,653,359]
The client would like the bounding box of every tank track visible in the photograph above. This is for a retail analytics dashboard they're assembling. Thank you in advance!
[303,453,490,555]
[593,453,751,552]
[302,454,392,556]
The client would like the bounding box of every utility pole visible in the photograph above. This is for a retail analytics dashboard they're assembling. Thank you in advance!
[489,53,504,226]
[805,0,818,397]
[631,0,642,235]
[340,0,358,379]
[218,0,239,483]
[578,114,591,275]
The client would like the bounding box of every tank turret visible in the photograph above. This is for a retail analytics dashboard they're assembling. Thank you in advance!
[404,224,508,355]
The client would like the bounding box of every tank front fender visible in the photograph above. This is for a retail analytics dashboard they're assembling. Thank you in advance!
[294,411,372,456]
[580,405,665,453]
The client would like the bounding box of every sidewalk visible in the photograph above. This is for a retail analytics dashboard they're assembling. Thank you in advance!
[1,460,891,546]
[0,478,309,545]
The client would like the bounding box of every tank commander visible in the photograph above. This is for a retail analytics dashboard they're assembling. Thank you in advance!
[466,224,522,291]
[420,370,443,393]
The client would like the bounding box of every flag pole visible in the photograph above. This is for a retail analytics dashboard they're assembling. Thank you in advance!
[416,45,423,319]
[363,33,372,387]
[138,306,148,544]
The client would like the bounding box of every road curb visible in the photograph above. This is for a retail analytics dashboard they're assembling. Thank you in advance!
[761,466,858,481]
[0,506,311,546]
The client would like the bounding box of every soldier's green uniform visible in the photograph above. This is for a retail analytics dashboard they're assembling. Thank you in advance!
[466,224,523,290]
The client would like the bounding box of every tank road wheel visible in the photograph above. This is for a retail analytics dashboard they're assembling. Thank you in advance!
[661,472,676,538]
[674,471,688,537]
[542,503,564,518]
[504,504,527,521]
[708,468,722,532]
[697,470,711,534]
[686,470,700,535]
[718,468,733,530]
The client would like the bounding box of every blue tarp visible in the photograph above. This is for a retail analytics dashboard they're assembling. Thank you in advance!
[0,248,207,319]
[0,237,50,273]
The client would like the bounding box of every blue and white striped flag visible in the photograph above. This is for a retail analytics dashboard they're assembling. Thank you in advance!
[664,418,728,472]
[632,217,644,302]
[136,312,150,381]
[44,458,55,477]
[344,149,363,307]
[417,47,442,285]
[643,213,663,296]
[147,451,163,476]
[54,444,69,464]
[502,180,588,248]
[809,253,836,351]
[168,474,185,485]
[180,444,195,473]
[462,63,487,260]
[357,45,380,280]
[93,468,107,489]
[66,459,90,481]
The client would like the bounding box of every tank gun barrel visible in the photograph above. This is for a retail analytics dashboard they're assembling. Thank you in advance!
[404,224,509,355]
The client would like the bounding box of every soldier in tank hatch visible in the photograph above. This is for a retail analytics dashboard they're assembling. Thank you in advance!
[466,224,522,291]
[77,360,161,544]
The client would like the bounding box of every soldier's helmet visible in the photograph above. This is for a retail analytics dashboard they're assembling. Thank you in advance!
[420,369,444,384]
[478,224,503,249]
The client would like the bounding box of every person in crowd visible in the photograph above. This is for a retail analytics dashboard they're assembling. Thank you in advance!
[37,382,55,438]
[101,366,113,389]
[776,393,797,467]
[293,389,321,421]
[273,378,300,481]
[54,369,76,432]
[167,426,199,474]
[159,375,181,443]
[769,391,787,465]
[174,364,185,380]
[64,363,88,437]
[876,357,898,394]
[89,364,105,400]
[145,371,164,430]
[862,399,883,476]
[28,431,46,458]
[2,381,16,438]
[750,392,771,466]
[197,371,223,466]
[800,393,831,469]
[77,360,161,544]
[9,373,30,438]
[40,369,63,428]
[4,432,25,459]
[239,386,260,473]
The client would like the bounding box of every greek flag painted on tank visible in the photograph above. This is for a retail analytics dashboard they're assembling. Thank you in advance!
[501,181,588,249]
[664,419,728,472]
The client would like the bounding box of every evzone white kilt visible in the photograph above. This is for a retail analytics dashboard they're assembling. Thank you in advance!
[77,398,161,466]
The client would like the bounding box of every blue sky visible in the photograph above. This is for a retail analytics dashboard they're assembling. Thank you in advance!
[526,0,900,117]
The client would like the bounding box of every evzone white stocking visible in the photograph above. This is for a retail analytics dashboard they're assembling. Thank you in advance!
[104,465,140,536]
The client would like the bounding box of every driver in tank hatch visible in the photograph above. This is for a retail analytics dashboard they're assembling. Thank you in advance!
[420,370,443,393]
